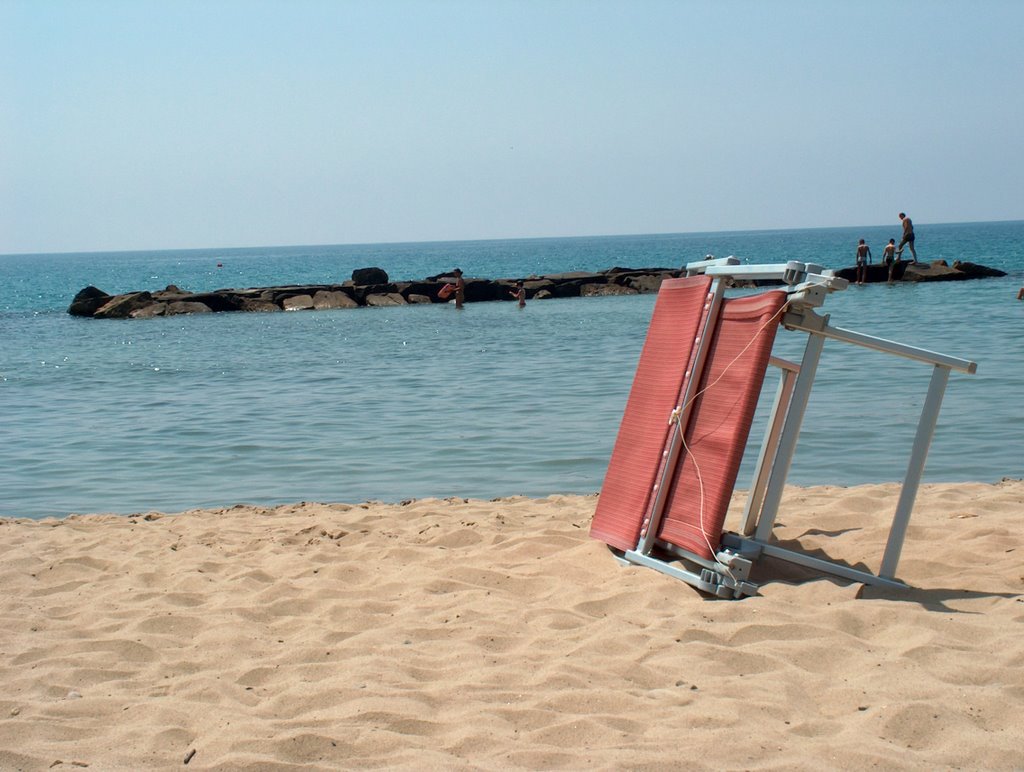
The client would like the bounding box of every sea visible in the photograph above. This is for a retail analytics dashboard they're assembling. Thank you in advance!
[2,221,1022,519]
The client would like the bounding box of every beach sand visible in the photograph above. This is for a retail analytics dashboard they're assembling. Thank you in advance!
[1,481,1022,770]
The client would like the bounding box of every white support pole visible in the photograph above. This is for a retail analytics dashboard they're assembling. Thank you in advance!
[740,362,798,536]
[703,261,807,283]
[685,256,740,276]
[879,365,951,579]
[754,331,826,543]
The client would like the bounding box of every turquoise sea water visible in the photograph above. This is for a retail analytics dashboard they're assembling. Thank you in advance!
[2,222,1022,519]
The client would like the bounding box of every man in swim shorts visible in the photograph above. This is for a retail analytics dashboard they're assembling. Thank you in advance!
[882,238,897,283]
[855,239,872,285]
[897,212,918,263]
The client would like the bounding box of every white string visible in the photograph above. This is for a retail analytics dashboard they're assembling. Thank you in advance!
[674,297,793,577]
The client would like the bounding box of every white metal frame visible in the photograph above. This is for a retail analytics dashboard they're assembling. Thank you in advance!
[615,258,977,598]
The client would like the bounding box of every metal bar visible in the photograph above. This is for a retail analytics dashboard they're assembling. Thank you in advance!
[703,261,807,283]
[754,541,907,589]
[879,365,952,579]
[785,316,976,374]
[624,549,705,584]
[740,365,797,536]
[753,330,827,543]
[635,279,727,554]
[623,550,744,598]
[654,539,724,572]
[685,256,740,275]
[768,356,801,373]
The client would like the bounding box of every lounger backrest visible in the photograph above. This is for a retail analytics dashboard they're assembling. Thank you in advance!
[590,276,713,551]
[656,291,787,559]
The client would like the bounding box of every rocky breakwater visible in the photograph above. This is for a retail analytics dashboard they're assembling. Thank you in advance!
[835,259,1007,284]
[68,266,683,319]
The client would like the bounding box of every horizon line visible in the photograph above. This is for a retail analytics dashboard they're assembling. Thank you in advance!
[3,217,1022,259]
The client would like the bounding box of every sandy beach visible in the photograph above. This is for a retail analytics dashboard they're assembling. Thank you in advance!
[1,481,1021,770]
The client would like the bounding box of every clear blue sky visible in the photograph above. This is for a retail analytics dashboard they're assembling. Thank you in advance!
[2,0,1022,254]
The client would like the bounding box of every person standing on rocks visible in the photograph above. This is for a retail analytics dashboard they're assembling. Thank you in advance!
[882,239,897,283]
[897,213,918,263]
[855,239,872,285]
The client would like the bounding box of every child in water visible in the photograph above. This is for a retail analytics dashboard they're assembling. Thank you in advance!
[452,268,465,309]
[509,281,526,308]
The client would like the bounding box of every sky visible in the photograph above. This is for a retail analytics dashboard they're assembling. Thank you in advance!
[2,0,1023,255]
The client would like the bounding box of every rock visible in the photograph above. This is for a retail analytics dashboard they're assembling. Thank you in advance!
[130,302,168,319]
[68,260,1003,320]
[352,267,389,285]
[93,292,155,319]
[901,261,967,282]
[835,258,1005,284]
[351,283,398,303]
[265,286,333,306]
[239,298,281,313]
[282,294,315,311]
[312,290,358,309]
[400,281,446,302]
[953,261,1007,278]
[151,289,191,302]
[582,283,639,296]
[544,271,601,281]
[463,279,511,303]
[187,293,246,312]
[425,271,459,282]
[523,279,555,296]
[165,301,212,315]
[605,266,676,275]
[620,273,669,293]
[68,286,112,317]
[365,292,407,307]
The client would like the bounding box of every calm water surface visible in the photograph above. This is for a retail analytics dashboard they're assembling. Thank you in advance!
[2,222,1022,518]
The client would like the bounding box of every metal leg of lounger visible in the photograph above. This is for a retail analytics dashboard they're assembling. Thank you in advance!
[751,540,906,589]
[624,548,753,598]
[740,357,799,537]
[879,364,951,580]
[753,330,826,543]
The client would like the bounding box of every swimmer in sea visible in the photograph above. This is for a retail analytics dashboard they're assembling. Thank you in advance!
[452,268,465,309]
[509,281,526,308]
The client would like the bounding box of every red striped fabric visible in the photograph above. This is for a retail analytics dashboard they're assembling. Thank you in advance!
[589,276,713,551]
[657,291,787,559]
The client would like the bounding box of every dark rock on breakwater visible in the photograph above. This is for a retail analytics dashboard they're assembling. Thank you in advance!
[68,258,1009,319]
[68,266,684,319]
[834,259,1007,284]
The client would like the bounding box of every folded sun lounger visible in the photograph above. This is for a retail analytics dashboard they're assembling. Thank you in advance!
[591,258,976,598]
